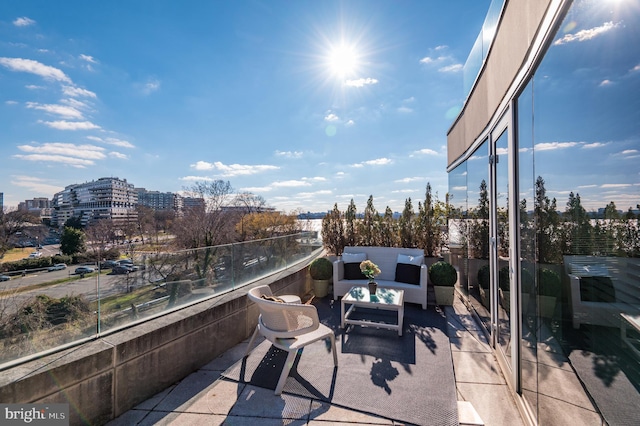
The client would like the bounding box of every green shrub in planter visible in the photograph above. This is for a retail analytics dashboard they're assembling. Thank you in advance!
[309,257,333,280]
[429,261,457,305]
[429,261,457,287]
[538,268,561,318]
[477,264,490,289]
[538,268,561,297]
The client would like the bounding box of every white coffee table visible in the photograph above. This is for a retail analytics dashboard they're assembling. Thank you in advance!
[341,286,404,336]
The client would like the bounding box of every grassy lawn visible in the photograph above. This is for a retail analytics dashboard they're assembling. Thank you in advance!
[1,248,31,263]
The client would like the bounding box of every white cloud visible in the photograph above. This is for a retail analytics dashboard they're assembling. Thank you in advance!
[356,158,392,166]
[583,142,608,149]
[272,180,311,188]
[302,176,327,182]
[345,119,355,126]
[344,77,378,87]
[397,106,413,113]
[419,57,435,64]
[17,142,106,160]
[13,17,36,27]
[411,148,438,156]
[599,79,613,86]
[10,176,63,195]
[79,54,98,63]
[26,84,44,90]
[109,151,128,160]
[39,120,101,130]
[554,21,619,45]
[5,100,18,105]
[439,64,463,73]
[240,186,273,193]
[13,154,96,168]
[601,183,631,188]
[534,141,579,151]
[391,189,415,194]
[190,161,279,176]
[394,177,423,183]
[26,102,84,119]
[86,136,135,149]
[62,85,97,98]
[141,78,160,95]
[324,113,339,122]
[403,97,415,103]
[0,57,72,83]
[297,190,332,197]
[275,150,303,158]
[179,175,215,182]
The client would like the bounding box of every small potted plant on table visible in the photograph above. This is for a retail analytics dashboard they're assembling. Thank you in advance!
[360,260,381,296]
[309,257,333,297]
[429,261,458,305]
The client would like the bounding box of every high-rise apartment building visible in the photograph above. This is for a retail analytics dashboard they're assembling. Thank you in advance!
[51,177,138,227]
[136,188,182,211]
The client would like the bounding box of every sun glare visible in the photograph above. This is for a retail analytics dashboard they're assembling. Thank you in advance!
[328,44,359,78]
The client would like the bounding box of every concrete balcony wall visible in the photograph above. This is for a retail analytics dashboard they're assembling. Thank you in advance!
[0,263,310,426]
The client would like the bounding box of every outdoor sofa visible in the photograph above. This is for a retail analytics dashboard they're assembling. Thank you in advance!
[333,246,428,309]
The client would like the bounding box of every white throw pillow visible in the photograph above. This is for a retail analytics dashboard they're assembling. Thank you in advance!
[342,252,367,263]
[397,253,424,266]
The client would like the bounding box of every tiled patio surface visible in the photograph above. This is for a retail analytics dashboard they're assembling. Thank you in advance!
[107,298,525,426]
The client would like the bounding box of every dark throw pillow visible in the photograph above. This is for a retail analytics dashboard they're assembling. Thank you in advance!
[579,276,615,302]
[395,263,420,285]
[344,263,367,280]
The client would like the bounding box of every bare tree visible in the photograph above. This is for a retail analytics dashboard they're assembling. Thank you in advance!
[0,209,43,259]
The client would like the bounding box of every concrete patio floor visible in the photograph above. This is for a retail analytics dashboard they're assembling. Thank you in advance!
[107,297,525,426]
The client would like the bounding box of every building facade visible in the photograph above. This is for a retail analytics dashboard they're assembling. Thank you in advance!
[447,0,639,425]
[51,177,138,227]
[136,188,182,211]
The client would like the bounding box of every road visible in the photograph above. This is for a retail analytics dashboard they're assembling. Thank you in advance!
[0,267,150,316]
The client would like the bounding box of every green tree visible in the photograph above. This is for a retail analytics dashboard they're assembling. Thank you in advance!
[358,196,379,246]
[321,203,345,255]
[399,197,415,248]
[60,226,86,256]
[469,180,490,259]
[379,206,398,247]
[535,176,561,263]
[344,199,357,247]
[563,192,592,255]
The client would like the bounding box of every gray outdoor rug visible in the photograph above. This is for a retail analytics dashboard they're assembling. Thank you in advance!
[223,298,458,426]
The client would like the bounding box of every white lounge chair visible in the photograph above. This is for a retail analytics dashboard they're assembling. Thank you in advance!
[245,285,338,395]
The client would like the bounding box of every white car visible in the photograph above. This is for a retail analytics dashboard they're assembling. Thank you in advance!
[28,251,42,258]
[48,263,67,272]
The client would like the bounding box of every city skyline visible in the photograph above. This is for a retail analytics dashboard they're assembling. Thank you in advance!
[0,1,491,213]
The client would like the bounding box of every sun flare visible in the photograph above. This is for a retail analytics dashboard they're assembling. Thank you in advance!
[327,44,359,78]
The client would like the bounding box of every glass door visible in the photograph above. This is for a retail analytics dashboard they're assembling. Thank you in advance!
[489,110,517,384]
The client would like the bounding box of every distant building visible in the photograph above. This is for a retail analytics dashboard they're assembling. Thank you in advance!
[0,192,3,212]
[51,177,138,227]
[136,188,182,211]
[18,197,52,219]
[182,197,205,211]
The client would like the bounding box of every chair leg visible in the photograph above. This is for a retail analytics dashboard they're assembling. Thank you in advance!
[330,335,338,366]
[274,350,297,395]
[244,325,259,357]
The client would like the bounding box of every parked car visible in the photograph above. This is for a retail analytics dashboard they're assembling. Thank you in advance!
[111,265,132,275]
[0,275,10,282]
[28,251,42,258]
[75,266,95,274]
[117,259,133,266]
[101,260,119,269]
[48,263,67,272]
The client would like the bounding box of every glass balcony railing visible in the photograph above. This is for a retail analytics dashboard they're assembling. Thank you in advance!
[0,232,321,369]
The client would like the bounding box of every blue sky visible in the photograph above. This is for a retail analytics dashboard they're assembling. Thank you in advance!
[0,1,491,213]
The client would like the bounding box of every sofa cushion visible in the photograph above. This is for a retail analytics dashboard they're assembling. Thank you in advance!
[344,263,368,280]
[397,253,424,266]
[342,252,367,263]
[395,263,421,285]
